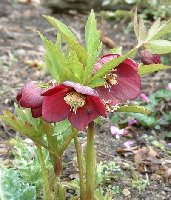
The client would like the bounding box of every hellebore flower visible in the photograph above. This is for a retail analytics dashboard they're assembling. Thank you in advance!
[93,54,141,103]
[16,82,44,118]
[41,81,106,131]
[140,50,161,65]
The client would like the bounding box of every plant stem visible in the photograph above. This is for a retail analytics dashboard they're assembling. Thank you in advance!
[85,122,96,200]
[74,135,85,200]
[59,128,78,154]
[37,145,53,200]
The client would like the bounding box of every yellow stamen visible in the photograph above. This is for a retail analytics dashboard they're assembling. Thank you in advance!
[64,91,86,113]
[104,69,118,89]
[104,100,120,113]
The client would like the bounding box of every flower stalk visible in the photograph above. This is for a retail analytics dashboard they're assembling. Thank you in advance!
[36,145,53,200]
[74,134,85,200]
[85,121,96,200]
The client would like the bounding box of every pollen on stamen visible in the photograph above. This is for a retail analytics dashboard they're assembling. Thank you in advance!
[64,91,86,113]
[104,100,120,113]
[104,69,118,89]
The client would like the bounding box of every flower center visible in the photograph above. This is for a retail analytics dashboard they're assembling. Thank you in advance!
[64,91,86,113]
[104,69,118,89]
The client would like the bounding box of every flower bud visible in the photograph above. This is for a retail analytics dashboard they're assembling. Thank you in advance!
[140,50,161,65]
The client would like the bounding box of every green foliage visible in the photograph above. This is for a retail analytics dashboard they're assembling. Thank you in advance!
[0,167,36,200]
[146,40,171,54]
[43,15,88,66]
[38,32,82,83]
[138,64,171,76]
[108,46,122,54]
[0,109,44,139]
[132,178,149,191]
[84,10,102,81]
[0,137,52,200]
[133,113,157,127]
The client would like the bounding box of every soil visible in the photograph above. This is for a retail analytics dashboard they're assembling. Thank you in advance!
[0,0,171,200]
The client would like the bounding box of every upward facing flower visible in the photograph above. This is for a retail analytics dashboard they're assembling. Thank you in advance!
[41,81,106,130]
[93,54,141,104]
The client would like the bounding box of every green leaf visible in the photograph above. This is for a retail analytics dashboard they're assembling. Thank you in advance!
[43,15,77,39]
[108,46,122,54]
[0,110,41,138]
[88,78,106,88]
[153,89,171,99]
[133,8,139,40]
[38,31,67,81]
[147,18,161,40]
[56,33,62,51]
[146,40,171,54]
[38,32,79,82]
[0,167,36,200]
[138,64,171,76]
[133,113,157,127]
[89,48,137,82]
[43,15,88,65]
[54,120,71,137]
[116,105,152,115]
[68,50,84,82]
[84,10,102,80]
[138,17,147,42]
[150,19,171,40]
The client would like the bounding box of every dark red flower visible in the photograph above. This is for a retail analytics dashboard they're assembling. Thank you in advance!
[16,82,44,118]
[41,81,106,130]
[140,50,161,65]
[93,54,141,101]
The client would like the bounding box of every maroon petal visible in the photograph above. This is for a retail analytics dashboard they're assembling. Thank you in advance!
[95,87,121,105]
[93,54,119,73]
[31,106,42,118]
[110,62,141,100]
[16,89,22,101]
[68,97,105,130]
[88,96,106,117]
[18,82,44,109]
[42,84,69,96]
[42,90,71,123]
[64,81,99,97]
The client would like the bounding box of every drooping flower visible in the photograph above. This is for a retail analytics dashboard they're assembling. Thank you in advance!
[110,126,128,139]
[140,50,161,65]
[93,54,141,104]
[16,82,44,118]
[139,93,150,103]
[41,81,106,131]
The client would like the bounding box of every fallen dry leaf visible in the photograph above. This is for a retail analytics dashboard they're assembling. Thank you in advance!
[134,146,161,173]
